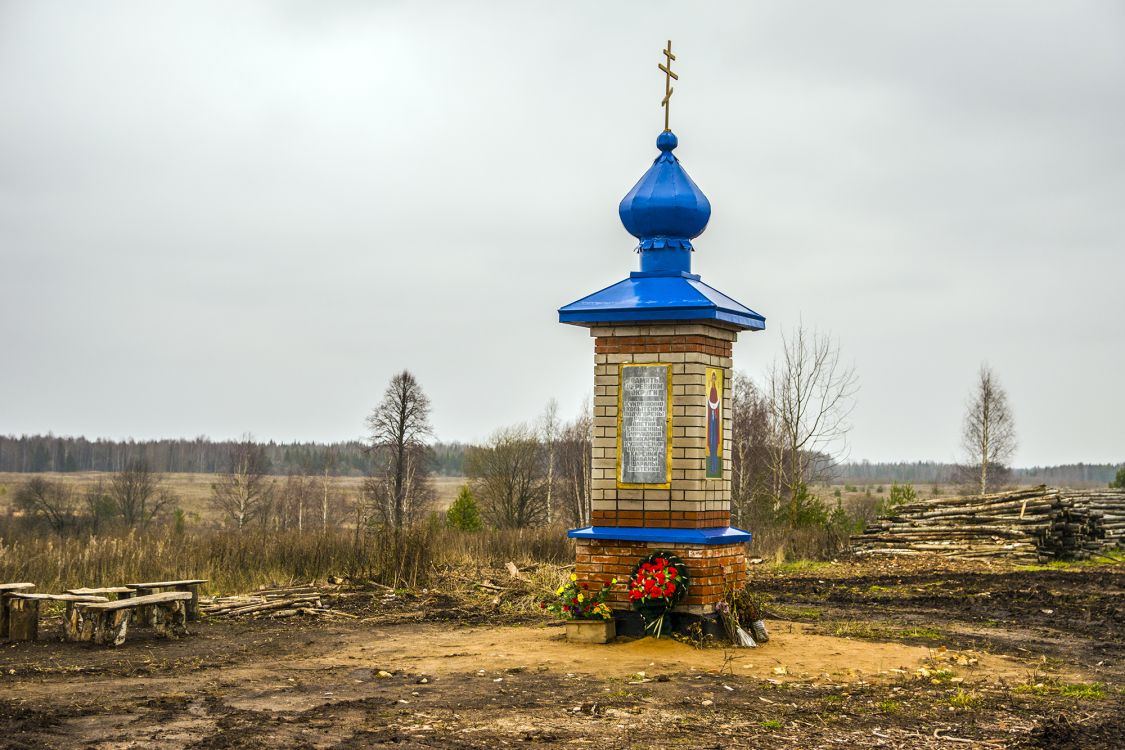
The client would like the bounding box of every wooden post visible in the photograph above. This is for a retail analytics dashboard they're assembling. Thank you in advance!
[0,594,10,639]
[8,598,39,641]
[94,609,131,647]
[175,584,200,621]
[151,601,188,638]
[79,609,98,642]
[64,602,84,642]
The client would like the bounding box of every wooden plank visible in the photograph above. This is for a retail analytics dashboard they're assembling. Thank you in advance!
[79,592,192,612]
[9,593,108,602]
[0,583,36,592]
[66,587,133,597]
[126,579,207,589]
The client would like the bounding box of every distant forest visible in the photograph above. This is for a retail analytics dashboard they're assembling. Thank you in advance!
[836,460,1121,487]
[0,435,465,477]
[0,434,1118,487]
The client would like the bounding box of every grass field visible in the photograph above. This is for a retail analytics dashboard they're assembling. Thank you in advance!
[0,472,466,522]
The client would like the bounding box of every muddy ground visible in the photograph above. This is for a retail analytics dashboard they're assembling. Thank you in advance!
[1,557,1121,749]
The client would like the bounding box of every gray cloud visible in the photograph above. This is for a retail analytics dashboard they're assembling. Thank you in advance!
[1,1,1122,464]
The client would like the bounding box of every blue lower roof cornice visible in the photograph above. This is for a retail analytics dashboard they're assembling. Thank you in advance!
[567,525,752,545]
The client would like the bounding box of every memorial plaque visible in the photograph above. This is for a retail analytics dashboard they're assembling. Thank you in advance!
[618,364,671,486]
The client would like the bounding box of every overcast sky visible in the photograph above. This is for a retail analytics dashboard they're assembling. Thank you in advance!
[1,1,1122,466]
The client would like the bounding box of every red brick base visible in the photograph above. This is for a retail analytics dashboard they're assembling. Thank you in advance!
[591,509,731,528]
[575,538,747,614]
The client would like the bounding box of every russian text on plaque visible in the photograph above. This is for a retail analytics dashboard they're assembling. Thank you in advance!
[618,364,671,486]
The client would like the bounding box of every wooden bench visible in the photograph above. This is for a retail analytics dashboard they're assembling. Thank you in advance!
[0,583,36,639]
[126,579,207,621]
[4,593,108,641]
[70,592,193,646]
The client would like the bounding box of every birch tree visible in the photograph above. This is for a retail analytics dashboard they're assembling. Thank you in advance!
[211,438,274,531]
[557,398,593,526]
[538,399,560,525]
[961,365,1017,495]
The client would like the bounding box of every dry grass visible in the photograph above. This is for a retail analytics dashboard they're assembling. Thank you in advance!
[0,518,573,594]
[0,473,881,594]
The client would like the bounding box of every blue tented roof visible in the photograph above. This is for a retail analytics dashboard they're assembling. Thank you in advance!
[558,272,765,330]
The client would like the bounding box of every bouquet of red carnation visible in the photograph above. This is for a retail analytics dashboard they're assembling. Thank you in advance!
[628,552,689,637]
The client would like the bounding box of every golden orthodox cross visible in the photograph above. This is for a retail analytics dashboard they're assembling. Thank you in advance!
[658,40,678,132]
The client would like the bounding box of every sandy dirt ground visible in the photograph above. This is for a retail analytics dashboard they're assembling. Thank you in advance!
[1,557,1122,749]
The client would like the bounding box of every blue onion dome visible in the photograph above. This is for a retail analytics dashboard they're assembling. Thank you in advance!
[618,130,711,251]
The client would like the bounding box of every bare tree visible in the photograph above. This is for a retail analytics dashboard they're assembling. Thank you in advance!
[364,370,435,528]
[466,423,548,528]
[14,477,75,533]
[961,364,1017,495]
[211,438,275,531]
[110,459,171,529]
[556,398,593,526]
[538,399,560,525]
[768,324,859,526]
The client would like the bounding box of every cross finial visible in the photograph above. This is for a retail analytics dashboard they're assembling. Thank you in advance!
[658,40,678,132]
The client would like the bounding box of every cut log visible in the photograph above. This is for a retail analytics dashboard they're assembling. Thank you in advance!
[93,608,132,646]
[148,600,188,638]
[7,598,39,641]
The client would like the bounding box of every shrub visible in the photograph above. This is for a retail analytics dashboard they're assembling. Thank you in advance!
[446,485,482,531]
[1110,467,1125,489]
[172,508,187,536]
[782,483,829,528]
[879,483,917,516]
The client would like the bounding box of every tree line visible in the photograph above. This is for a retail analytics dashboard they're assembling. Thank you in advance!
[0,434,466,477]
[835,461,1121,487]
[9,328,1119,542]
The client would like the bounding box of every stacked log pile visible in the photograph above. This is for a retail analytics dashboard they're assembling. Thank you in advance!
[199,584,355,620]
[1066,490,1125,548]
[851,487,1125,562]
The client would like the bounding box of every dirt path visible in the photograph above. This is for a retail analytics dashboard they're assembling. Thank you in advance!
[1,559,1121,749]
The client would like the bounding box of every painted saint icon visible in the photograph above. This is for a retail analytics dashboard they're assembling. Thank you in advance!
[706,368,723,478]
